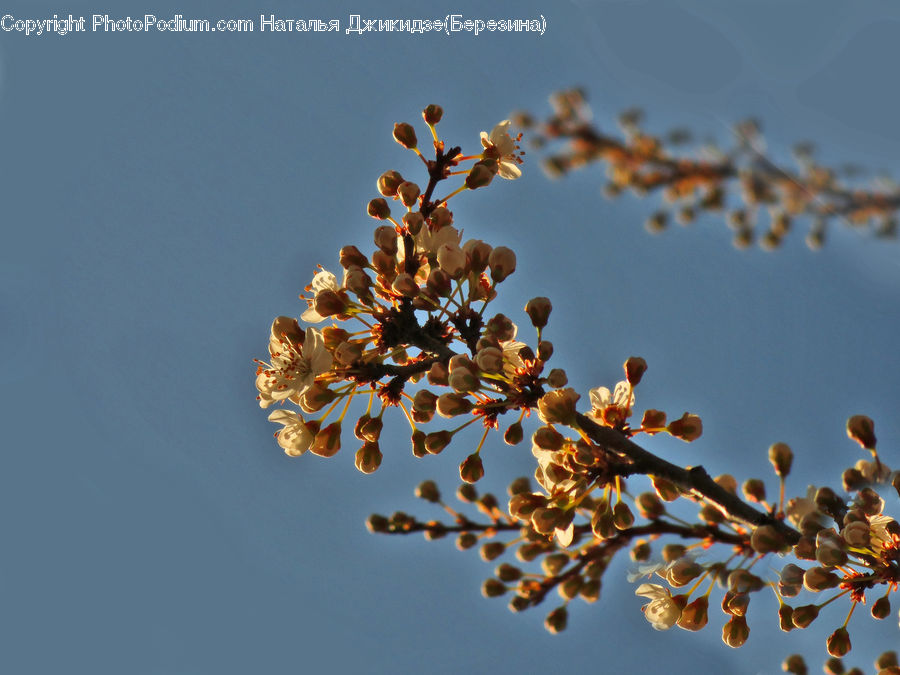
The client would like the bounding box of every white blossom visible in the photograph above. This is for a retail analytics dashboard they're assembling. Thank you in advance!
[635,583,681,630]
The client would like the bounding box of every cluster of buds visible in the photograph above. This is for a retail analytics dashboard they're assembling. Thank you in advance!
[254,106,899,670]
[513,89,900,250]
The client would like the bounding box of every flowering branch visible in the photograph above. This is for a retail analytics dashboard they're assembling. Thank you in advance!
[253,104,900,673]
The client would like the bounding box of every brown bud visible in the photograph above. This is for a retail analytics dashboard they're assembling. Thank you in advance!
[877,652,900,670]
[722,614,749,648]
[742,478,767,503]
[768,442,793,478]
[624,356,648,386]
[366,514,389,533]
[676,596,709,631]
[667,412,703,441]
[827,627,851,658]
[544,606,568,634]
[782,654,807,675]
[504,421,524,446]
[579,579,601,603]
[537,388,579,425]
[436,392,474,418]
[651,475,680,501]
[612,502,635,530]
[662,544,687,563]
[666,558,703,587]
[488,246,516,282]
[392,122,417,149]
[538,341,555,361]
[414,480,441,503]
[480,542,505,562]
[367,197,391,220]
[842,467,866,492]
[310,422,341,457]
[427,361,449,386]
[377,170,404,197]
[778,604,795,631]
[791,604,819,629]
[524,297,552,329]
[481,578,506,598]
[802,566,840,592]
[465,162,495,190]
[751,524,788,554]
[339,245,369,268]
[459,453,485,483]
[456,483,478,503]
[871,595,891,620]
[456,532,477,550]
[354,441,382,474]
[423,104,443,125]
[546,368,567,388]
[410,430,427,458]
[847,414,877,450]
[424,430,451,455]
[630,539,651,562]
[635,492,665,519]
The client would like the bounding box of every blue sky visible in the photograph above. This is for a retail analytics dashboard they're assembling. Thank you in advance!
[3,1,900,673]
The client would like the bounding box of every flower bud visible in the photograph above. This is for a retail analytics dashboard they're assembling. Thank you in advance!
[613,502,635,530]
[742,478,767,503]
[411,429,427,458]
[366,514,389,533]
[427,361,449,386]
[374,225,398,255]
[424,430,451,454]
[537,388,579,425]
[298,383,335,413]
[666,558,703,587]
[367,197,391,220]
[842,467,866,492]
[481,578,506,598]
[508,492,545,519]
[537,340,554,361]
[636,492,665,519]
[779,604,795,631]
[722,614,749,648]
[456,532,477,550]
[460,453,485,483]
[436,392,474,418]
[630,539,651,561]
[504,421,524,445]
[524,297,552,329]
[377,170,404,197]
[642,409,667,433]
[414,480,441,503]
[827,627,851,658]
[354,440,382,474]
[676,596,709,631]
[667,413,703,441]
[847,414,876,449]
[769,442,793,478]
[344,266,373,298]
[791,604,819,629]
[475,346,504,373]
[334,341,363,366]
[751,524,788,554]
[340,245,369,268]
[402,211,425,236]
[782,654,807,674]
[423,104,443,125]
[359,416,383,442]
[532,507,564,535]
[310,421,341,457]
[661,544,687,563]
[448,366,479,393]
[727,569,763,594]
[803,566,840,592]
[437,243,467,278]
[547,368,567,388]
[624,356,648,386]
[313,289,348,318]
[877,652,899,670]
[463,239,493,273]
[533,426,565,451]
[651,475,680,501]
[425,267,452,297]
[413,390,437,414]
[816,529,848,567]
[722,591,749,617]
[580,579,601,603]
[395,181,420,208]
[488,246,516,282]
[544,606,568,634]
[392,122,417,149]
[841,520,870,548]
[480,541,505,562]
[871,595,891,619]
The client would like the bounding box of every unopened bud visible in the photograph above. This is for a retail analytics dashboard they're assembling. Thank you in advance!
[427,361,449,386]
[340,245,369,268]
[423,104,443,125]
[624,356,648,385]
[742,478,767,503]
[580,579,601,603]
[436,392,474,417]
[456,532,477,550]
[803,566,840,592]
[524,297,552,329]
[677,596,709,631]
[877,652,899,670]
[397,181,421,208]
[769,442,793,478]
[460,453,485,483]
[779,604,795,631]
[667,413,703,441]
[537,388,579,425]
[354,440,382,474]
[448,366,479,393]
[666,558,703,587]
[722,591,749,617]
[816,529,848,567]
[532,507,564,535]
[410,429,427,458]
[465,162,495,190]
[636,492,665,519]
[547,368,568,388]
[313,289,348,318]
[630,539,651,562]
[392,122,417,149]
[662,544,687,563]
[612,502,634,530]
[791,604,819,629]
[481,578,506,598]
[782,654,807,674]
[494,420,523,447]
[651,475,680,501]
[722,614,750,648]
[377,170,404,196]
[425,430,451,455]
[488,246,516,282]
[426,267,452,297]
[480,542,505,562]
[544,606,568,634]
[437,243,466,278]
[475,346,504,373]
[827,627,851,658]
[463,239,492,273]
[871,595,891,619]
[842,467,866,492]
[391,272,419,298]
[751,524,787,554]
[847,414,877,449]
[367,198,391,220]
[415,480,441,503]
[402,211,425,236]
[310,422,341,457]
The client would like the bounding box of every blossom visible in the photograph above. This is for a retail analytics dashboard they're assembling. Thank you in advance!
[587,381,634,427]
[480,120,523,179]
[267,409,314,457]
[300,268,340,323]
[635,583,682,630]
[256,325,333,407]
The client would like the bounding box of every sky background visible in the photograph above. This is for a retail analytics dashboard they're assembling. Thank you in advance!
[3,1,900,673]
